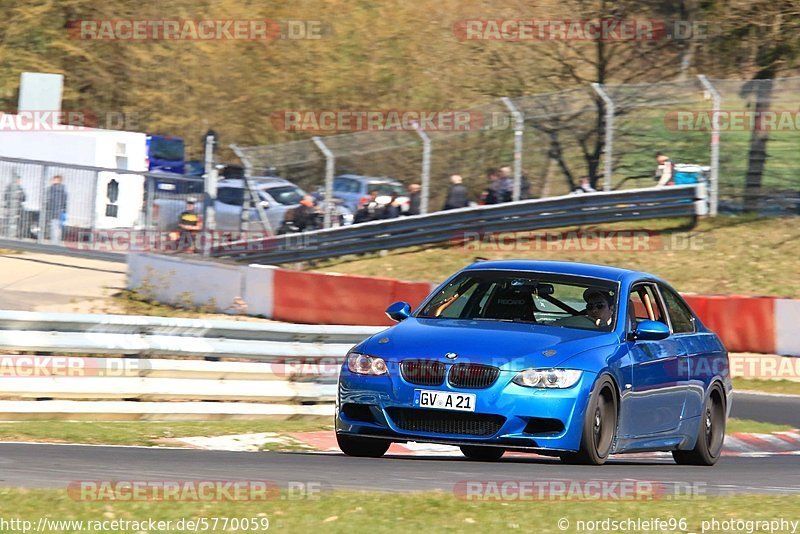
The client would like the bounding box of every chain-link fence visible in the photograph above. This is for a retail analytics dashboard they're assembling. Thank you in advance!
[234,75,800,221]
[1,76,798,257]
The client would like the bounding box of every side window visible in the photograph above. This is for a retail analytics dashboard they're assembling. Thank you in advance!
[217,187,244,206]
[333,179,348,192]
[660,286,696,333]
[628,284,667,329]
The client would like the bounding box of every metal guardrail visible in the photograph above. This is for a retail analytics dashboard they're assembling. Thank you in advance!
[0,310,381,357]
[214,184,706,265]
[0,310,380,418]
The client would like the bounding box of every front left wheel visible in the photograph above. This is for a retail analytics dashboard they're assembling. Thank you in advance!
[336,433,390,458]
[561,375,618,465]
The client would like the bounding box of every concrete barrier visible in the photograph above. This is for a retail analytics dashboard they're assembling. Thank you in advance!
[128,253,799,356]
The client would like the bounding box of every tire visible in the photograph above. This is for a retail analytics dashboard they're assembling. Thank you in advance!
[336,433,390,458]
[673,385,726,466]
[460,445,505,461]
[561,375,618,465]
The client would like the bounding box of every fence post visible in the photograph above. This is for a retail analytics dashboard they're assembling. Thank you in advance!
[37,165,48,244]
[501,97,524,201]
[202,133,217,256]
[411,121,431,215]
[144,172,155,229]
[697,75,721,217]
[312,136,335,228]
[231,144,272,234]
[591,83,614,192]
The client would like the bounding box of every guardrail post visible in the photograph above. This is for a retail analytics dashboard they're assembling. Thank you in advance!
[697,75,721,217]
[591,83,614,192]
[501,97,524,201]
[89,170,99,239]
[411,121,431,215]
[312,136,335,228]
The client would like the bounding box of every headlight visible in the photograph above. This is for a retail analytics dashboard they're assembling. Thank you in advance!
[513,369,582,388]
[347,353,388,376]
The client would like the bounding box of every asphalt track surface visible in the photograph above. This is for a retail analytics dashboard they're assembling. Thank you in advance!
[0,442,798,496]
[0,394,797,495]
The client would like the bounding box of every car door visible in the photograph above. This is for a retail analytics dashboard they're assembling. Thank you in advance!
[619,282,688,437]
[658,284,716,421]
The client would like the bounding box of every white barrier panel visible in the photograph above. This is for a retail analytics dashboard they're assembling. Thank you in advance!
[776,299,800,357]
[0,377,334,402]
[128,252,244,312]
[0,400,334,420]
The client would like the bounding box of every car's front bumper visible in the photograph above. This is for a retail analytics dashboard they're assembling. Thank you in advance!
[336,367,596,452]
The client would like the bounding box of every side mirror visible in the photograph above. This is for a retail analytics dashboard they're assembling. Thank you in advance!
[632,320,670,341]
[258,200,270,210]
[385,301,411,322]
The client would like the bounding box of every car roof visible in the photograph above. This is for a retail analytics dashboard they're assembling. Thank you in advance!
[336,174,399,184]
[218,177,300,190]
[463,260,659,283]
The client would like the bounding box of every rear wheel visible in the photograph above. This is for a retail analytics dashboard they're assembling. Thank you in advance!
[336,433,390,458]
[561,375,618,465]
[460,445,505,461]
[673,385,725,466]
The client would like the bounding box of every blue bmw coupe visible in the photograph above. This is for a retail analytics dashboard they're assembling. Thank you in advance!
[336,260,731,465]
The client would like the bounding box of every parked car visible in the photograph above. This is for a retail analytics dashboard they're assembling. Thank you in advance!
[326,174,410,214]
[152,176,352,233]
[336,260,731,466]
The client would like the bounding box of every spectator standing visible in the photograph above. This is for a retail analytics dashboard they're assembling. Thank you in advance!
[498,166,513,202]
[3,175,26,238]
[655,151,674,187]
[44,175,67,244]
[407,183,421,215]
[177,196,203,252]
[480,168,500,205]
[571,176,596,194]
[354,190,381,223]
[498,165,532,201]
[381,193,402,219]
[442,174,469,210]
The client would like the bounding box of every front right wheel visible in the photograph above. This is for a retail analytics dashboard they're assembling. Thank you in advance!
[672,385,726,466]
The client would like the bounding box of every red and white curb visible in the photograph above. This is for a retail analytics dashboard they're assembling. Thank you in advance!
[286,430,800,458]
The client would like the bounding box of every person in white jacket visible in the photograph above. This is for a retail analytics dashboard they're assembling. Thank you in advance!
[655,151,674,187]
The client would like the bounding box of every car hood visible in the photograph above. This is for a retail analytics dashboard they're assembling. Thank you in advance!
[358,318,620,371]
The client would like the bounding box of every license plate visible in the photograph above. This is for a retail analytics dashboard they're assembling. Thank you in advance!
[414,389,476,412]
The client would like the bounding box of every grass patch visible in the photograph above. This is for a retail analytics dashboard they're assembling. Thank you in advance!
[1,490,798,532]
[0,419,332,446]
[733,378,800,396]
[310,216,800,297]
[726,418,793,434]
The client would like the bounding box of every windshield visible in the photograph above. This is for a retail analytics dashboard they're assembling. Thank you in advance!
[369,182,407,196]
[265,185,306,205]
[417,270,619,331]
[149,137,185,161]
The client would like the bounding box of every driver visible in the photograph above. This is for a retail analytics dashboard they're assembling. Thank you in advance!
[584,289,614,330]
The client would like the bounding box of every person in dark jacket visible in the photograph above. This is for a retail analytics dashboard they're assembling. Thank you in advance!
[406,183,421,215]
[3,175,26,238]
[442,174,469,210]
[44,175,67,243]
[480,168,500,205]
